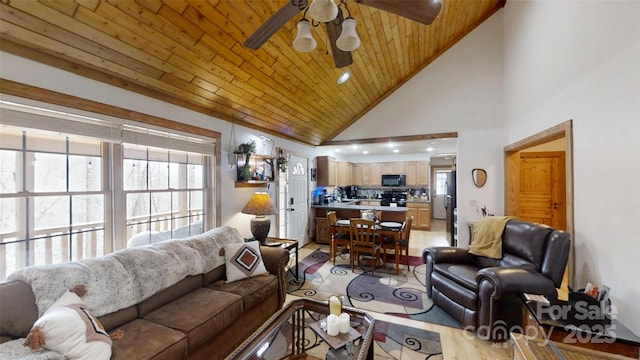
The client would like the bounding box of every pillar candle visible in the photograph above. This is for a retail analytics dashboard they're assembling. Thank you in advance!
[326,314,339,336]
[329,296,341,316]
[338,313,350,333]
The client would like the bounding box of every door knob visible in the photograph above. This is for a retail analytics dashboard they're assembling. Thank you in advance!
[288,208,295,212]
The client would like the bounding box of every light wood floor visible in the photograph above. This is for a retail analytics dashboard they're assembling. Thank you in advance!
[288,219,512,360]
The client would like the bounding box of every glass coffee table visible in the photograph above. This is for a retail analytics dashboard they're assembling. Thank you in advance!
[227,298,375,360]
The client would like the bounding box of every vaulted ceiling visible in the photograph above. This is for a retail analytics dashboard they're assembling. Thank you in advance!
[0,0,504,146]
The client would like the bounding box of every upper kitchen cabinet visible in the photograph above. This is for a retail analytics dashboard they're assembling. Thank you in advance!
[316,156,337,186]
[406,162,430,186]
[417,162,429,186]
[337,161,352,186]
[352,163,372,186]
[368,163,383,186]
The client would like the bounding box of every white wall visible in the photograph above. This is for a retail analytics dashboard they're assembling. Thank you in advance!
[456,128,506,248]
[0,51,325,240]
[335,10,504,140]
[502,0,640,333]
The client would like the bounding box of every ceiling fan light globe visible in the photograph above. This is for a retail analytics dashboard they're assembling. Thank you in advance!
[293,20,317,52]
[336,18,360,51]
[308,0,338,23]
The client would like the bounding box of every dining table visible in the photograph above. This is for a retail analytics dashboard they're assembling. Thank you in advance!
[333,219,404,274]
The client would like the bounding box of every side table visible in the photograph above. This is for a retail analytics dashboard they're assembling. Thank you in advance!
[266,237,299,281]
[521,299,640,358]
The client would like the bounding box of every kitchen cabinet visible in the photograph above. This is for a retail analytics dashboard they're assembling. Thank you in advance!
[315,217,329,244]
[405,162,429,186]
[417,162,429,186]
[405,163,417,186]
[407,202,431,230]
[352,164,363,186]
[317,156,337,186]
[337,161,352,186]
[368,163,383,186]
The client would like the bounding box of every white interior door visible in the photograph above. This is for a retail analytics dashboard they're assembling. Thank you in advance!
[286,154,308,245]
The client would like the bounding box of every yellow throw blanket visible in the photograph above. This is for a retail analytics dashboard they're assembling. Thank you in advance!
[468,216,516,259]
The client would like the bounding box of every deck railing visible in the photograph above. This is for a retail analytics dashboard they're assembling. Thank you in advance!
[0,211,204,281]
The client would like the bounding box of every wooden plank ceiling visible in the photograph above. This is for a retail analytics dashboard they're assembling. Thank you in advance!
[0,0,504,146]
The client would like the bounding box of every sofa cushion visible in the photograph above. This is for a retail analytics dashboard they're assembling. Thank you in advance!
[431,272,478,310]
[0,280,38,338]
[110,319,187,360]
[209,273,278,311]
[143,288,243,351]
[434,263,479,292]
[97,305,137,332]
[502,220,551,269]
[138,275,202,318]
[223,241,267,283]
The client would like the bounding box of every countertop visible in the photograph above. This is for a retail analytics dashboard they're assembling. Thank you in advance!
[311,200,408,212]
[338,198,430,204]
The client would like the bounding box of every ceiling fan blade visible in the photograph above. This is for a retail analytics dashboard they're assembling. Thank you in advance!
[356,0,442,25]
[244,1,307,50]
[325,8,353,68]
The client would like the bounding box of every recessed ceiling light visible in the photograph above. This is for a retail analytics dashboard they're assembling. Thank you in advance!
[426,147,434,152]
[387,142,394,148]
[334,149,341,152]
[362,150,368,154]
[393,149,399,153]
[337,71,350,85]
[351,144,358,150]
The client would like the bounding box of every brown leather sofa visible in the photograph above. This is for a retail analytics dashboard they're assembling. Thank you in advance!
[422,219,570,341]
[0,227,289,359]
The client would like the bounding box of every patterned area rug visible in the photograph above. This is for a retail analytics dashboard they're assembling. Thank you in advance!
[287,248,460,329]
[373,320,444,360]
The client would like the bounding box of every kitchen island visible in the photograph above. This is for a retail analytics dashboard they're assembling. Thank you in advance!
[313,200,408,244]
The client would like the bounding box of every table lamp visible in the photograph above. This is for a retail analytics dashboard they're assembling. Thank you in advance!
[241,192,277,244]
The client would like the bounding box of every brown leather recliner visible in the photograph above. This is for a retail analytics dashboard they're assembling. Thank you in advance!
[422,219,571,341]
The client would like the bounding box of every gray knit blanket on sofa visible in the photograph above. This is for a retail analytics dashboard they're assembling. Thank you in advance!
[7,226,244,317]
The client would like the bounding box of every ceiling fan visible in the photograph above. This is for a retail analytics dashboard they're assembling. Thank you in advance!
[244,0,442,68]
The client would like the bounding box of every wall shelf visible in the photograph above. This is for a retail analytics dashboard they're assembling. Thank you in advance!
[235,180,271,188]
[235,153,275,185]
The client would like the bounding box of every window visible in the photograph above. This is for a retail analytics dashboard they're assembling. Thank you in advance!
[123,145,206,242]
[0,103,216,280]
[436,171,449,195]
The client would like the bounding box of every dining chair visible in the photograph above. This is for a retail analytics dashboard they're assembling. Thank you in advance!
[328,211,350,264]
[349,218,381,275]
[381,216,414,271]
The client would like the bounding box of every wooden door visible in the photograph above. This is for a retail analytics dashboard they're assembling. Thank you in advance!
[518,152,566,229]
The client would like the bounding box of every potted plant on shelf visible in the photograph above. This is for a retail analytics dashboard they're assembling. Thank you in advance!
[235,140,256,181]
[277,156,288,172]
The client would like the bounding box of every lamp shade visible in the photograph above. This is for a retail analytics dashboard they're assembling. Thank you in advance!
[241,192,277,216]
[308,0,338,23]
[336,18,360,51]
[293,20,317,53]
[242,192,277,244]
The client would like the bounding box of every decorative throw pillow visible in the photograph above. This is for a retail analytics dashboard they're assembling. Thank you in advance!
[27,291,111,360]
[224,241,268,283]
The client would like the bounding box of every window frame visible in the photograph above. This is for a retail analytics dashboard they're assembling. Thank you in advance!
[0,94,221,280]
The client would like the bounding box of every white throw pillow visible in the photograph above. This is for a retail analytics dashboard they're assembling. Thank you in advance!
[224,241,268,283]
[30,291,111,360]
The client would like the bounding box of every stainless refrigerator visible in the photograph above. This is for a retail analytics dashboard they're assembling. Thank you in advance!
[444,171,457,246]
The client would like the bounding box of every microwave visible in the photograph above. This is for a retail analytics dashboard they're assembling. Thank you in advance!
[381,174,406,187]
